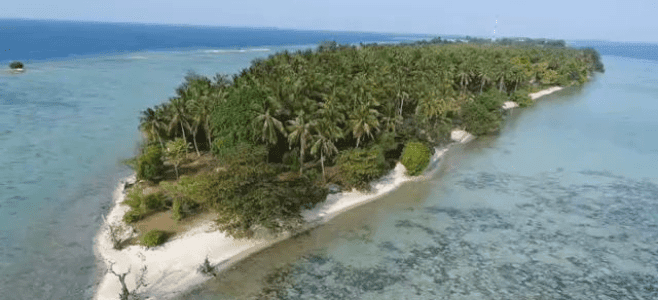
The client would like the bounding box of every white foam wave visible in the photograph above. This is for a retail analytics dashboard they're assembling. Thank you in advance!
[203,48,270,54]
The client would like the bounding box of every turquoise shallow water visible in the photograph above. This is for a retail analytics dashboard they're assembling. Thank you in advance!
[0,45,317,299]
[176,55,658,299]
[2,33,657,299]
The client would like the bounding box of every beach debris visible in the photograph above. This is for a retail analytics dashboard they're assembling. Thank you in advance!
[198,256,218,277]
[107,260,148,300]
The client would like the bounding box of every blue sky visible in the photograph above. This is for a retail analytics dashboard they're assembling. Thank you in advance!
[2,0,657,43]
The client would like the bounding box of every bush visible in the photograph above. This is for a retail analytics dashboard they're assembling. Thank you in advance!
[336,147,389,191]
[123,208,145,223]
[400,142,431,176]
[141,229,168,248]
[137,145,164,181]
[123,190,166,223]
[461,90,506,136]
[214,176,327,238]
[9,61,23,69]
[171,197,198,221]
[141,193,166,211]
[510,91,534,108]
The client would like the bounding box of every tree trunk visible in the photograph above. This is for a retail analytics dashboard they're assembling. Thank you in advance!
[320,152,325,183]
[192,132,200,156]
[180,121,187,142]
[356,137,360,149]
[174,164,179,179]
[205,120,212,150]
[299,138,305,175]
[117,273,130,300]
[157,134,164,149]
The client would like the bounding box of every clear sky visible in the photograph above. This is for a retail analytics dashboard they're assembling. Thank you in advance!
[2,0,657,43]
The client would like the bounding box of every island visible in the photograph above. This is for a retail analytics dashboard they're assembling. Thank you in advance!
[9,61,25,73]
[95,38,604,300]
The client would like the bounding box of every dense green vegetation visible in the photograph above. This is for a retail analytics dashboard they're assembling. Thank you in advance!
[141,229,168,248]
[122,190,167,223]
[9,61,23,69]
[401,142,431,176]
[127,38,603,239]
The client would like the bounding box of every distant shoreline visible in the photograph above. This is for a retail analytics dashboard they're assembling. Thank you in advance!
[94,85,567,300]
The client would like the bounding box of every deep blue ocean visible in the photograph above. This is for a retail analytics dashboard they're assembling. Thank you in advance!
[0,19,426,64]
[1,18,657,300]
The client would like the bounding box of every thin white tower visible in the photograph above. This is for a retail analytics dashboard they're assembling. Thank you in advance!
[493,17,498,41]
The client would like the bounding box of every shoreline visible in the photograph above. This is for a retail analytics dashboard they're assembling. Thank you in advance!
[94,145,457,300]
[529,86,563,100]
[93,85,565,300]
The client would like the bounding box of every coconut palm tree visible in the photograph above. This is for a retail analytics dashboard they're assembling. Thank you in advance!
[139,107,166,148]
[167,97,189,143]
[494,67,509,92]
[253,99,286,146]
[311,121,342,182]
[287,113,315,175]
[349,101,381,148]
[477,66,493,94]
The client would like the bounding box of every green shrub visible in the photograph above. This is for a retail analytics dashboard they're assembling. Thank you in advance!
[124,189,144,209]
[336,147,389,191]
[123,208,145,223]
[172,198,184,221]
[141,230,167,248]
[141,193,166,211]
[214,176,327,238]
[137,145,164,181]
[400,142,431,176]
[460,90,506,135]
[9,61,23,69]
[122,189,166,223]
[461,102,501,136]
[171,197,199,221]
[510,91,534,108]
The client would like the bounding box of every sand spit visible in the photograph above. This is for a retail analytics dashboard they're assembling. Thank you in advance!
[529,86,563,100]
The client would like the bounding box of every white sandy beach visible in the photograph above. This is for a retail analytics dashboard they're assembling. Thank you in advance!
[94,86,564,300]
[94,146,454,300]
[529,86,563,100]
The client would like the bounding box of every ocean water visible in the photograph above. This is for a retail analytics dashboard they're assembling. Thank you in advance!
[0,19,417,299]
[174,55,658,298]
[2,18,657,299]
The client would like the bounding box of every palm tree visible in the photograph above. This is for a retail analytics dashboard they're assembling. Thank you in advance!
[381,100,403,133]
[187,114,201,156]
[167,97,189,143]
[311,121,341,182]
[477,66,492,94]
[349,101,381,148]
[187,82,223,152]
[253,101,286,146]
[494,67,509,92]
[287,113,315,175]
[139,107,166,148]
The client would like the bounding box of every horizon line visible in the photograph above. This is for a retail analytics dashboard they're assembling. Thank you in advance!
[2,17,657,45]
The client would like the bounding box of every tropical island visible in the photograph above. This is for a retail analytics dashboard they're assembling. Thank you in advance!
[97,37,604,299]
[8,61,24,72]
